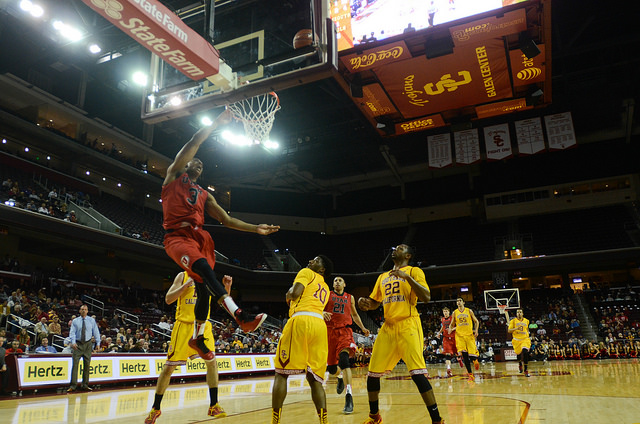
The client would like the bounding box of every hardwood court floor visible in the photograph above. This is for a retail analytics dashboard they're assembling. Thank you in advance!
[2,359,639,424]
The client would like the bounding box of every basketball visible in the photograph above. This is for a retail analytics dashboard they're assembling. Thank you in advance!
[293,29,314,49]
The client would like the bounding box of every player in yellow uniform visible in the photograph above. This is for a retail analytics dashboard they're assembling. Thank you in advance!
[358,244,444,424]
[505,309,531,377]
[448,298,480,382]
[145,271,229,424]
[271,255,334,424]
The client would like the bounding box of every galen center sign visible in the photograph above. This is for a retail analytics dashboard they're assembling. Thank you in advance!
[81,0,220,80]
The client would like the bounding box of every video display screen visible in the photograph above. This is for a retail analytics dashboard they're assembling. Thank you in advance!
[330,0,528,51]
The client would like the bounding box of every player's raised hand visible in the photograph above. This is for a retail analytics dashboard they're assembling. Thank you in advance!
[222,275,233,294]
[216,108,234,126]
[389,268,410,281]
[323,311,333,321]
[256,224,280,235]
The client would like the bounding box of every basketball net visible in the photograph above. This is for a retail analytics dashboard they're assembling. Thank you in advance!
[228,92,281,143]
[498,305,507,315]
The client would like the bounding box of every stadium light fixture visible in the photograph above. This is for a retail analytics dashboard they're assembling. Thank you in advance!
[89,44,102,54]
[132,71,148,87]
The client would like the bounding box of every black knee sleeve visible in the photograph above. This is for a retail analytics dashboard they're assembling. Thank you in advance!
[192,258,226,300]
[523,348,530,364]
[327,365,338,375]
[367,376,380,392]
[193,281,211,322]
[338,351,351,370]
[411,374,432,393]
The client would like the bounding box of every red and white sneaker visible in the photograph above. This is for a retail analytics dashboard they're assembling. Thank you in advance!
[234,309,267,333]
[188,335,214,361]
[457,356,464,368]
[446,368,453,378]
[473,359,480,370]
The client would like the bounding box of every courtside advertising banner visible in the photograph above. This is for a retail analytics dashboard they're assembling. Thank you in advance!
[427,133,452,169]
[80,0,220,79]
[374,38,512,119]
[449,9,527,47]
[484,123,513,160]
[358,83,398,118]
[395,114,445,135]
[515,117,546,154]
[15,354,275,388]
[340,41,412,73]
[454,129,481,165]
[544,112,577,150]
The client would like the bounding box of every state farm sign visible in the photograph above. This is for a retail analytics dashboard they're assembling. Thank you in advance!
[82,0,220,80]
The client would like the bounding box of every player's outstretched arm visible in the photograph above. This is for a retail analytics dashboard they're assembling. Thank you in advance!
[163,109,233,186]
[350,295,370,337]
[205,193,280,235]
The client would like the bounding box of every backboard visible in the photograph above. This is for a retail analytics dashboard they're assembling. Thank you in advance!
[484,288,520,311]
[141,0,336,123]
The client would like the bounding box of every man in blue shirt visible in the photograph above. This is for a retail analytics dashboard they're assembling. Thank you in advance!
[68,304,100,392]
[34,337,57,353]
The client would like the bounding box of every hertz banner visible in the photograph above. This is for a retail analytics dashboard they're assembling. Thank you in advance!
[340,41,412,73]
[80,0,220,80]
[15,354,276,388]
[374,38,511,119]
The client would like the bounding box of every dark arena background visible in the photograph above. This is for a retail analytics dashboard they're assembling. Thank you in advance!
[0,1,639,423]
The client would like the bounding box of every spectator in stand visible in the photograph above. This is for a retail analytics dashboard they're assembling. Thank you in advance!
[0,335,8,395]
[7,340,23,355]
[48,316,61,337]
[0,300,9,328]
[34,316,49,344]
[157,316,171,331]
[35,337,57,353]
[110,314,124,329]
[17,328,30,349]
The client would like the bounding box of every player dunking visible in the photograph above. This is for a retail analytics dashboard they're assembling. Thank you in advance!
[435,307,459,377]
[323,276,370,414]
[448,298,480,382]
[162,109,280,362]
[358,244,444,424]
[505,309,531,377]
[145,271,231,424]
[272,255,334,424]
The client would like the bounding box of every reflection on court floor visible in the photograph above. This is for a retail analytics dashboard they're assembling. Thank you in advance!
[5,359,640,424]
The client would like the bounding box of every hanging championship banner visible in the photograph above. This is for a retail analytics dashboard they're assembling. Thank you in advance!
[428,133,453,169]
[484,123,512,160]
[454,129,481,164]
[374,39,512,119]
[515,117,545,154]
[544,112,577,150]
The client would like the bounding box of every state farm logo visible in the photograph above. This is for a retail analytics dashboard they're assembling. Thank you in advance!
[91,0,124,20]
[516,67,542,81]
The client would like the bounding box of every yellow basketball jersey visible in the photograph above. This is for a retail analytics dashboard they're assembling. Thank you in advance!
[174,272,209,323]
[288,268,330,316]
[509,317,530,340]
[452,308,473,336]
[370,266,429,324]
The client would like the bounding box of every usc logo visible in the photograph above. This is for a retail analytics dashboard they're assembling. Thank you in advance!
[91,0,124,20]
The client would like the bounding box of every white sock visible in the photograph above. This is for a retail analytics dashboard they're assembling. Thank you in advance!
[338,373,343,379]
[447,364,451,369]
[346,384,352,395]
[197,322,206,337]
[223,296,239,316]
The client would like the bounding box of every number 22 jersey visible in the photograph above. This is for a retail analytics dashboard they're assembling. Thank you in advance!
[370,266,430,324]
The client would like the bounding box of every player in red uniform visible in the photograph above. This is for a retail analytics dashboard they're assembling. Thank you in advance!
[323,276,370,414]
[435,307,459,377]
[162,109,280,361]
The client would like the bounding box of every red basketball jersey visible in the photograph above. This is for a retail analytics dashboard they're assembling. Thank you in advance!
[441,316,455,340]
[162,173,207,230]
[324,291,352,328]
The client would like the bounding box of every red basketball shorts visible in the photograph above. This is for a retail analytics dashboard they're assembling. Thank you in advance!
[164,226,216,282]
[327,326,356,366]
[442,337,458,355]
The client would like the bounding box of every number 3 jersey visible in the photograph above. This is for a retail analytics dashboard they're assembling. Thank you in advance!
[162,173,207,230]
[370,265,430,324]
[324,291,352,329]
[288,267,330,317]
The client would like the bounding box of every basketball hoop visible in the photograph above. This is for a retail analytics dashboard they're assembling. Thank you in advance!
[228,92,281,143]
[498,305,507,315]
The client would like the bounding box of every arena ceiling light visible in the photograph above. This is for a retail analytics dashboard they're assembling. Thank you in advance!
[19,0,44,18]
[52,20,82,42]
[88,44,102,54]
[221,130,253,147]
[200,117,213,126]
[132,71,148,87]
[263,140,279,150]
